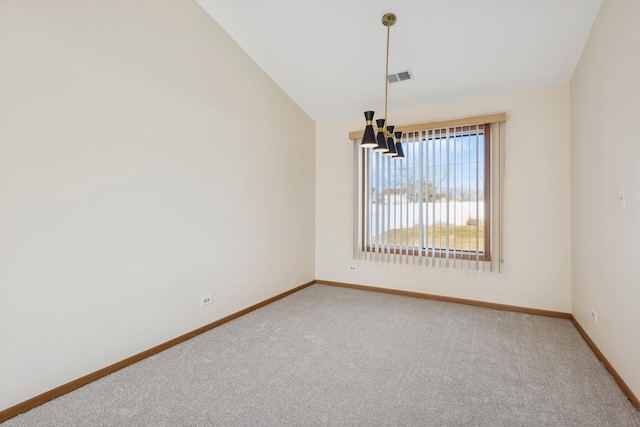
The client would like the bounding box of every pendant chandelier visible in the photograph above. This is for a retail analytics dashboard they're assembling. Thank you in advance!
[361,13,405,160]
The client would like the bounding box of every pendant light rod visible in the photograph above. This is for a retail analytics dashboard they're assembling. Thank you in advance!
[382,13,395,134]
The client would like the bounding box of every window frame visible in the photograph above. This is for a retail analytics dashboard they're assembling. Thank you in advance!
[360,124,492,262]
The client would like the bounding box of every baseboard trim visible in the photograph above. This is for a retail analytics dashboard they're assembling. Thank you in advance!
[315,280,571,319]
[0,280,315,423]
[570,316,640,411]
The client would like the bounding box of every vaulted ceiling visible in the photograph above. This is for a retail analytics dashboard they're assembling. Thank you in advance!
[195,0,602,122]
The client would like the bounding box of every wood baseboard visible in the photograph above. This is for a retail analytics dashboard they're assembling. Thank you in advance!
[315,280,571,319]
[0,280,315,423]
[570,316,640,411]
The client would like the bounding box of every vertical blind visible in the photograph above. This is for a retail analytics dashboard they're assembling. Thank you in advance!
[353,118,505,272]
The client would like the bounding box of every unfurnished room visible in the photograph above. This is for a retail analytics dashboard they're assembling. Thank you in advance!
[1,0,639,425]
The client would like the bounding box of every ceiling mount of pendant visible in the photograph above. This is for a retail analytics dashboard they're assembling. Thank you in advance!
[382,13,396,27]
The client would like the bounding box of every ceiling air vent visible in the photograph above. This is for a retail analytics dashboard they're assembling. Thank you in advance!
[388,69,413,84]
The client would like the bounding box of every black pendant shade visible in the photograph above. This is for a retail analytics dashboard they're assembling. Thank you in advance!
[393,131,404,159]
[361,111,377,148]
[373,119,388,152]
[383,126,397,157]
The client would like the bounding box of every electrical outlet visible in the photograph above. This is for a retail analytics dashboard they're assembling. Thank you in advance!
[591,308,597,322]
[619,190,626,208]
[349,265,357,271]
[200,295,212,306]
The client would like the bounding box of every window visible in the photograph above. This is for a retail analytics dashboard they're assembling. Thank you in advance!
[353,115,505,270]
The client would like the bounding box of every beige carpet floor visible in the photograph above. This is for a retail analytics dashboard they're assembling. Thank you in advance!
[3,284,640,426]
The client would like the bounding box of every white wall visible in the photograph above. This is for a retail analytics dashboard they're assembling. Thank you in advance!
[571,0,640,400]
[316,86,571,312]
[0,0,315,411]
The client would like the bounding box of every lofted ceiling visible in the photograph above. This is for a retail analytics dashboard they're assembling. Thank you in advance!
[195,0,602,122]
